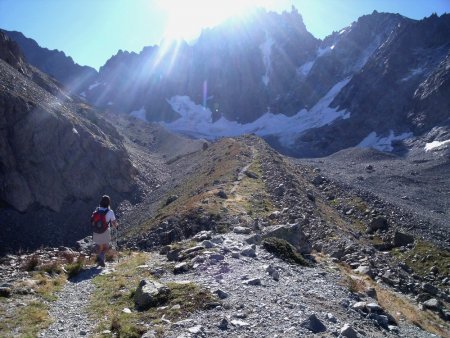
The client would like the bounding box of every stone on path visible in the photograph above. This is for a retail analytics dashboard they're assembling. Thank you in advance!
[340,323,358,338]
[300,314,326,333]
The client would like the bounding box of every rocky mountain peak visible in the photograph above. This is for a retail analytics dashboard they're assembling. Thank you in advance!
[1,29,98,94]
[0,31,27,75]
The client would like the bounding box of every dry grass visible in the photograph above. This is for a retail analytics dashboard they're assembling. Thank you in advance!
[392,240,450,282]
[336,261,450,337]
[131,138,257,238]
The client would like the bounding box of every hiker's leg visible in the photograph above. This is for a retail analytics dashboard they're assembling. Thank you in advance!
[98,244,106,265]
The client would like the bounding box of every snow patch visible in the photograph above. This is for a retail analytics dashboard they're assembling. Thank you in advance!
[425,139,450,151]
[164,78,352,147]
[79,91,86,98]
[130,107,147,121]
[401,67,425,82]
[260,33,274,86]
[358,131,412,152]
[88,82,101,91]
[72,127,79,135]
[297,61,314,77]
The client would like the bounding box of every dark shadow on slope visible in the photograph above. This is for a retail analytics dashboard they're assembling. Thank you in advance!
[69,266,102,283]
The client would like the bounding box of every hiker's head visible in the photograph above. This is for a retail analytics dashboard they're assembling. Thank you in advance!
[100,195,111,208]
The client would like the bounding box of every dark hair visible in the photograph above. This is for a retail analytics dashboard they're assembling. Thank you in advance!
[100,195,111,208]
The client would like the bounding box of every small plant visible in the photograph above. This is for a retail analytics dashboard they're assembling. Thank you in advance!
[39,261,62,275]
[22,255,40,271]
[105,249,117,262]
[65,257,85,278]
[262,237,310,266]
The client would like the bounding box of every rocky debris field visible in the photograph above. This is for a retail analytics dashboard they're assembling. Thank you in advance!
[299,147,450,247]
[140,230,436,338]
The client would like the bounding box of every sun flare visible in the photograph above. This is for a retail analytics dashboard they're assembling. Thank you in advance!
[156,0,284,41]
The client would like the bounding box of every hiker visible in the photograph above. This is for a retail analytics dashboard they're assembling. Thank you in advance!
[91,195,118,267]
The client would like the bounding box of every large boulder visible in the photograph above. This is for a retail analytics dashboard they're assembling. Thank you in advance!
[133,280,171,310]
[262,223,311,254]
[367,216,388,234]
[392,231,414,247]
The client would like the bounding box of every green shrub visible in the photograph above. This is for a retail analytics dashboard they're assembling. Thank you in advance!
[262,237,310,266]
[65,257,85,278]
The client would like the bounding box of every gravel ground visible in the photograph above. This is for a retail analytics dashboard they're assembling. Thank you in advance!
[145,232,437,338]
[39,266,110,338]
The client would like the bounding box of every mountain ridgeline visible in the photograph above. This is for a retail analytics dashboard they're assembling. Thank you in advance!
[4,8,450,157]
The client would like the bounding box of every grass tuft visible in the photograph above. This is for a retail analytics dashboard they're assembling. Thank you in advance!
[262,237,310,266]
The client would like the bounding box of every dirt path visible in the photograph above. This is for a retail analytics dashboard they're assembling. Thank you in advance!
[39,265,114,338]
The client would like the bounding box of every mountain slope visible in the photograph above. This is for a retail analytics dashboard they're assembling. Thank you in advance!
[0,31,204,253]
[1,29,98,94]
[81,10,449,158]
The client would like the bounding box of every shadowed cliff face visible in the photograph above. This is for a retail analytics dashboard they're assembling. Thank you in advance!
[0,31,140,251]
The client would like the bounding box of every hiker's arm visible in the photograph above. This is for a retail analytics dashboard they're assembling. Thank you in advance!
[111,219,118,228]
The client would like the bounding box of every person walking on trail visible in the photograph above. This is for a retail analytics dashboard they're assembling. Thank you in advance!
[91,195,118,267]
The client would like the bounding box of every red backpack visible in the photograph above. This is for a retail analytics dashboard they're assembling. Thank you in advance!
[90,208,109,234]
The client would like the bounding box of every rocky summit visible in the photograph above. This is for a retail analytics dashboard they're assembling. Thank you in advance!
[0,6,449,338]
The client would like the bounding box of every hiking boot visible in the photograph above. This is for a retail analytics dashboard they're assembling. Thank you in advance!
[99,260,106,267]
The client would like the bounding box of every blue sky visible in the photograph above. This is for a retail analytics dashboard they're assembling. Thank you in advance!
[0,0,449,70]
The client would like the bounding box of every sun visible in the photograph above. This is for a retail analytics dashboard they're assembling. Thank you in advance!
[156,0,283,41]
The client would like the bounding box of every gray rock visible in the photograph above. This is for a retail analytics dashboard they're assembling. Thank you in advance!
[306,190,315,202]
[244,170,259,179]
[174,262,190,274]
[300,314,326,333]
[367,216,388,233]
[215,289,229,299]
[167,249,181,262]
[230,319,250,327]
[244,278,261,286]
[218,318,229,330]
[231,252,240,259]
[217,190,228,199]
[0,287,12,298]
[142,331,157,338]
[312,175,325,186]
[340,323,358,338]
[365,287,377,299]
[392,231,414,247]
[201,240,214,249]
[271,270,280,281]
[274,184,286,196]
[262,223,311,254]
[165,195,179,205]
[326,313,337,323]
[209,253,225,261]
[133,280,170,310]
[268,211,281,219]
[422,283,439,295]
[366,302,382,313]
[423,298,441,312]
[233,226,252,234]
[193,231,212,241]
[352,301,367,311]
[187,325,203,334]
[241,246,256,257]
